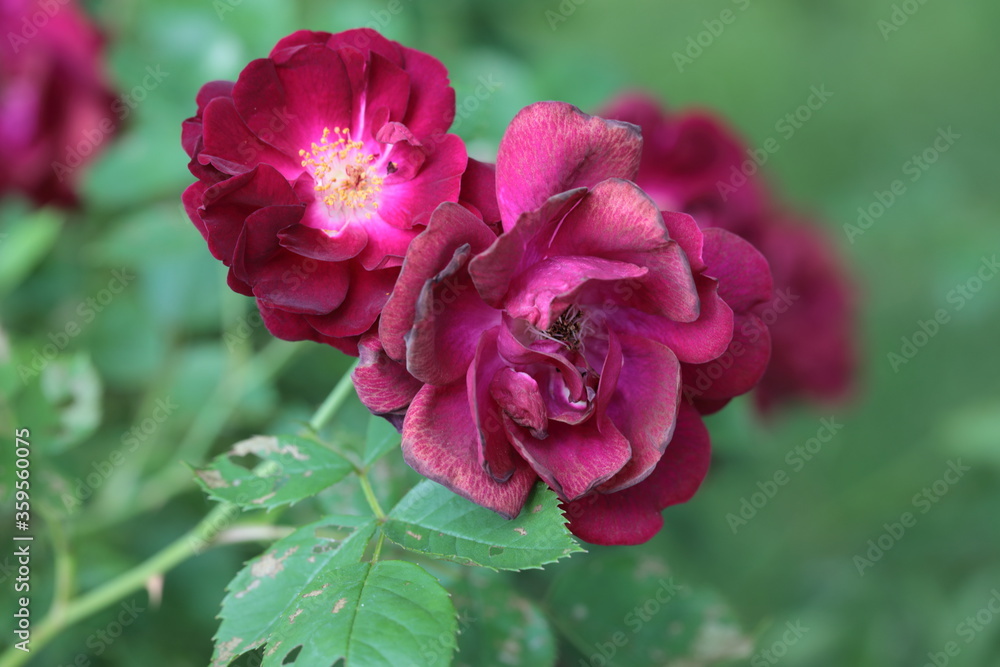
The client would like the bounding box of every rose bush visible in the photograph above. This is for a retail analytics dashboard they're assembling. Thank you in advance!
[602,93,856,411]
[360,102,773,544]
[182,29,468,354]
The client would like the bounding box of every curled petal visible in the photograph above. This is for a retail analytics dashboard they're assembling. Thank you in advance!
[599,334,681,493]
[353,333,423,430]
[402,382,536,519]
[405,244,499,385]
[468,188,587,306]
[506,415,631,502]
[380,202,498,361]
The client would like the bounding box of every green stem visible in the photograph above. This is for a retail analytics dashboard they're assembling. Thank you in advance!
[308,361,359,432]
[0,500,235,667]
[358,472,386,521]
[43,509,74,617]
[371,532,386,563]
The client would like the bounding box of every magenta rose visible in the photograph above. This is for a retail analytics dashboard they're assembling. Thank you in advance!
[602,92,856,411]
[365,102,772,545]
[0,0,119,207]
[599,92,769,236]
[747,216,856,410]
[182,29,468,354]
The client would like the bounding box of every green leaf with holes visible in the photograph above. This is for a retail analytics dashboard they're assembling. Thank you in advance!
[194,435,354,510]
[211,518,457,667]
[382,480,583,571]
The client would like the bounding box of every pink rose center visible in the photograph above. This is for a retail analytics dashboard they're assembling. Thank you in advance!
[299,126,383,222]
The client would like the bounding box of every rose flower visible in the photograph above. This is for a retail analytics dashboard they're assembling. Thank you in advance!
[182,29,468,354]
[602,93,856,412]
[369,102,772,544]
[0,0,119,207]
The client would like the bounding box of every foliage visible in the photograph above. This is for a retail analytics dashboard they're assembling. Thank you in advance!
[1,0,998,666]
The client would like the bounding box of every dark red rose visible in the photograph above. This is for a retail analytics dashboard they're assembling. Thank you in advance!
[361,102,773,544]
[183,29,468,354]
[602,92,856,412]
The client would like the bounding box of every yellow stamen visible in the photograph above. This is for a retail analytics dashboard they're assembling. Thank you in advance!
[299,127,384,219]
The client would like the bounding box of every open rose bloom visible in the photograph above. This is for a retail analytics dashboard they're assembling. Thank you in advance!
[363,102,773,545]
[0,0,119,207]
[601,93,856,412]
[183,29,467,353]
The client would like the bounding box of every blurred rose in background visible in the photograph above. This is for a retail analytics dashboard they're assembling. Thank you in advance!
[0,0,119,207]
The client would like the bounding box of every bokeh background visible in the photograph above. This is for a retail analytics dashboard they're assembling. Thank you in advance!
[2,0,999,665]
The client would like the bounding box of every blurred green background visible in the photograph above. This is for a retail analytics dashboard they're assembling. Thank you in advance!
[2,0,999,665]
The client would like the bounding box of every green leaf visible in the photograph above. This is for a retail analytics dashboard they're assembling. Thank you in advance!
[363,413,401,466]
[0,206,63,297]
[453,569,557,667]
[383,480,583,571]
[194,435,354,510]
[212,518,457,667]
[545,551,752,666]
[40,352,103,451]
[6,350,102,454]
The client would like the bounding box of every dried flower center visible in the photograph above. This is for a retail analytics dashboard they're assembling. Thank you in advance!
[299,127,383,219]
[544,307,586,351]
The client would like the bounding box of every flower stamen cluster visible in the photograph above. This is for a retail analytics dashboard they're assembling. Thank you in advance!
[299,127,383,220]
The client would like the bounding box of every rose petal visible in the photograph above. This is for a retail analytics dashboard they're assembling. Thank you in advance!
[599,334,681,493]
[468,328,524,482]
[380,202,497,361]
[496,101,642,227]
[563,402,710,545]
[506,414,630,502]
[402,381,537,519]
[353,332,423,429]
[405,243,499,385]
[468,188,587,306]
